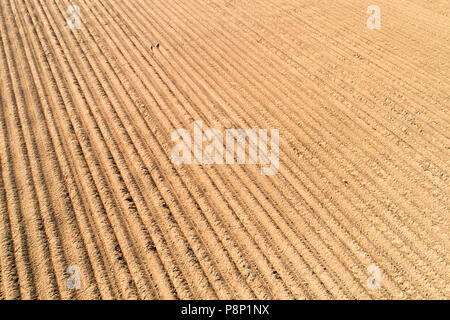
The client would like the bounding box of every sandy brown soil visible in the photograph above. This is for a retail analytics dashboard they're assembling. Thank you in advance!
[0,0,448,299]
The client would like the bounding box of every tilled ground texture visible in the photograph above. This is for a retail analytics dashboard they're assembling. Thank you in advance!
[0,0,448,299]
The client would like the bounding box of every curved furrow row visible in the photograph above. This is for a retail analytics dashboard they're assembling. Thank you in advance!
[82,0,326,300]
[75,0,298,300]
[212,0,450,181]
[107,0,384,298]
[0,108,21,299]
[0,0,447,299]
[179,0,450,235]
[312,2,445,89]
[131,0,450,296]
[269,0,450,103]
[256,0,450,134]
[162,0,450,292]
[17,0,128,299]
[10,0,116,299]
[42,0,221,298]
[12,0,127,299]
[281,0,450,134]
[104,0,446,298]
[19,0,143,299]
[56,1,266,298]
[103,0,412,298]
[54,0,258,298]
[29,0,175,299]
[0,1,65,298]
[132,0,448,296]
[97,0,384,298]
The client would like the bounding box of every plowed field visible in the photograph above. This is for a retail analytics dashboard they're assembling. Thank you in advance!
[0,0,448,299]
